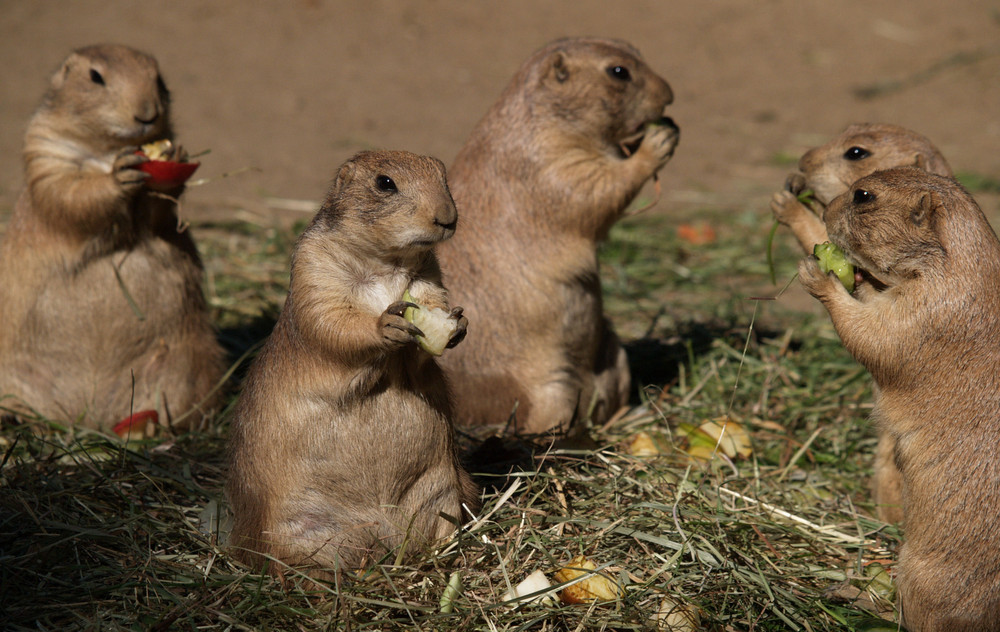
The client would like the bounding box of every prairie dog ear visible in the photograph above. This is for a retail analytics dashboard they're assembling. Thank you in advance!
[51,56,78,91]
[333,161,357,194]
[913,153,927,171]
[546,51,570,83]
[910,192,938,226]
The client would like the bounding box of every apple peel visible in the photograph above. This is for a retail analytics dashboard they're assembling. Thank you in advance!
[136,139,200,189]
[112,409,159,439]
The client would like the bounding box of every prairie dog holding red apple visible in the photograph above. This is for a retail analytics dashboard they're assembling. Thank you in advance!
[799,167,1000,631]
[436,37,679,434]
[771,123,952,253]
[226,151,478,577]
[770,123,952,523]
[0,44,224,430]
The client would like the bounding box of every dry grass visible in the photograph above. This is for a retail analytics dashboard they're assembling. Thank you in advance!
[1,198,907,631]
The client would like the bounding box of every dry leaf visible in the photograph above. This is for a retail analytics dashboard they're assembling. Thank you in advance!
[553,555,621,604]
[653,595,701,630]
[679,416,751,461]
[627,430,670,457]
[698,417,752,458]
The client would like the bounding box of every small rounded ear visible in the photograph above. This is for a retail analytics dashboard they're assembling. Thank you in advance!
[910,192,938,226]
[50,58,76,91]
[333,161,356,194]
[913,153,927,171]
[547,51,569,83]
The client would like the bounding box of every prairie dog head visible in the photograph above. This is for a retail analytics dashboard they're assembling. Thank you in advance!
[521,37,674,156]
[798,124,951,205]
[36,44,172,151]
[312,150,458,259]
[825,167,989,288]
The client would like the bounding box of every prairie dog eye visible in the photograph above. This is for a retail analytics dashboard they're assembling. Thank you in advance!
[376,175,397,192]
[843,146,871,161]
[89,69,105,85]
[853,189,875,204]
[606,65,631,81]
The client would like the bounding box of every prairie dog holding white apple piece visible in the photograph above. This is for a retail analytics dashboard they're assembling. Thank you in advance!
[226,150,478,578]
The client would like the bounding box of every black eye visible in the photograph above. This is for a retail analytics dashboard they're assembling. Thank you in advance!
[606,65,631,81]
[89,69,105,85]
[853,189,875,204]
[376,175,397,192]
[843,146,870,161]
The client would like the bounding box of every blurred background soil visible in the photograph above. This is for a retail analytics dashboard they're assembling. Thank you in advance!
[1,1,998,317]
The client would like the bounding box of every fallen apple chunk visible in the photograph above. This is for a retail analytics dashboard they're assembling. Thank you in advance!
[553,555,621,604]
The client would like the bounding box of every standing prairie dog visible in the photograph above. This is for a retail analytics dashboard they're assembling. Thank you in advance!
[770,123,951,523]
[226,151,478,577]
[0,44,224,431]
[436,37,679,434]
[798,167,1000,631]
[771,123,952,253]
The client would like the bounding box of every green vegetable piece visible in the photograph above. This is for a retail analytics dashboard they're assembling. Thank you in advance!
[440,570,464,613]
[813,242,855,292]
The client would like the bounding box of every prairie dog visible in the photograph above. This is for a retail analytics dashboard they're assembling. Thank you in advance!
[0,44,224,430]
[771,123,952,253]
[798,167,1000,631]
[770,123,951,523]
[226,151,478,577]
[436,37,679,433]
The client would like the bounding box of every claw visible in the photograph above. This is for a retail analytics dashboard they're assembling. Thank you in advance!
[385,301,419,317]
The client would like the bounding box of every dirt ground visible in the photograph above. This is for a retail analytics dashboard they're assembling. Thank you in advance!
[1,1,998,293]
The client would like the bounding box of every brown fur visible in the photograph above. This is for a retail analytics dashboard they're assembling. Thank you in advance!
[771,123,952,523]
[0,44,224,430]
[798,167,1000,631]
[436,37,679,433]
[226,151,479,578]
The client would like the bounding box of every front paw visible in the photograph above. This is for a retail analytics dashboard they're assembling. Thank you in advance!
[770,190,808,226]
[638,118,680,169]
[446,307,468,349]
[797,255,838,298]
[380,301,422,347]
[784,172,807,196]
[162,143,189,163]
[113,147,149,193]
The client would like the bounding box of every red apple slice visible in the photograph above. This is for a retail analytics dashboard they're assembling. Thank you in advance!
[112,409,159,438]
[138,159,200,190]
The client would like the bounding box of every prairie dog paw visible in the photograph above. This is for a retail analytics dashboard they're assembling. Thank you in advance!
[113,148,148,191]
[797,255,837,298]
[446,308,468,349]
[784,172,807,196]
[770,190,808,226]
[381,301,422,347]
[638,118,680,167]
